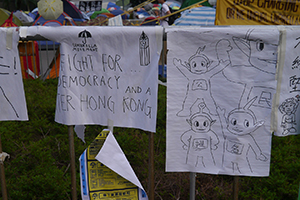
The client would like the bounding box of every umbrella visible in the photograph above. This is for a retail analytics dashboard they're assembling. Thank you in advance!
[174,6,216,26]
[38,0,64,20]
[78,30,92,44]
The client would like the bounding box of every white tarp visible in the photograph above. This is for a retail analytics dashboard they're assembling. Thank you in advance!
[23,26,163,132]
[166,27,279,176]
[273,27,300,136]
[0,28,28,121]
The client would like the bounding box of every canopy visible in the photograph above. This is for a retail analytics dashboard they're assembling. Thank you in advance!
[174,6,216,26]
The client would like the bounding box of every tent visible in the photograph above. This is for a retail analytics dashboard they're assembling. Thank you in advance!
[1,13,18,27]
[32,12,76,26]
[62,0,87,22]
[174,6,216,26]
[0,8,22,26]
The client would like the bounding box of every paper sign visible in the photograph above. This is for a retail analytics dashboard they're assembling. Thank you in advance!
[79,129,147,200]
[0,28,28,121]
[166,27,279,176]
[273,27,300,136]
[24,26,163,132]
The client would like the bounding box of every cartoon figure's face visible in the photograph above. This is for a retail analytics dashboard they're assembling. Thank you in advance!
[190,114,212,133]
[188,56,210,74]
[248,39,277,73]
[227,111,256,135]
[282,102,295,114]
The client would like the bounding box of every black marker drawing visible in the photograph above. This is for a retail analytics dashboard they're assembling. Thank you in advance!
[278,96,299,135]
[78,30,92,44]
[181,101,219,168]
[222,29,278,108]
[174,39,232,116]
[217,97,267,174]
[139,31,150,66]
[0,57,19,118]
[290,75,300,93]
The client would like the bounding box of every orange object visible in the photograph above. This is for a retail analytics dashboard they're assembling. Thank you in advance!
[18,41,40,79]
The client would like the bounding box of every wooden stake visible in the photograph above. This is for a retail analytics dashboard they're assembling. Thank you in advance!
[148,132,154,200]
[68,126,77,200]
[233,176,239,200]
[0,134,8,200]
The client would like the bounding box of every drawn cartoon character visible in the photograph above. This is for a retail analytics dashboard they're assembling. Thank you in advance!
[174,39,232,116]
[279,96,299,135]
[217,96,267,174]
[181,101,219,168]
[222,29,278,108]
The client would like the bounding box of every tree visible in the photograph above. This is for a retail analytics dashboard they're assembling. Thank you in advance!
[1,0,38,12]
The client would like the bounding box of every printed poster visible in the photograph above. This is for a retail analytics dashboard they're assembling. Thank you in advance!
[166,27,279,176]
[79,129,147,200]
[273,27,300,136]
[0,28,28,121]
[24,26,163,132]
[215,0,300,25]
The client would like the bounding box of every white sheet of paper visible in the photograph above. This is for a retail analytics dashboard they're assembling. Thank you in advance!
[23,26,163,132]
[0,28,28,121]
[273,27,300,136]
[95,131,147,198]
[166,27,279,176]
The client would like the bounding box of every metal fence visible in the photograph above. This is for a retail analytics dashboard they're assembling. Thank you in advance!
[18,39,60,80]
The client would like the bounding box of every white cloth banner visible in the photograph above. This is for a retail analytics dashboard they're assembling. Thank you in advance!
[273,27,300,136]
[24,26,163,132]
[166,27,279,176]
[0,28,28,121]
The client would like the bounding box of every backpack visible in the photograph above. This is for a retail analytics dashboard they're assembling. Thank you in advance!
[161,5,179,25]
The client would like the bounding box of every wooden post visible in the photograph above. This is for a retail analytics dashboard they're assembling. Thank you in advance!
[233,176,239,200]
[0,134,8,200]
[68,126,77,200]
[148,132,154,200]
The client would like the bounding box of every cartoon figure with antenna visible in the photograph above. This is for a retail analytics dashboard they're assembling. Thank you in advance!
[173,39,232,117]
[217,96,267,174]
[279,96,299,135]
[181,100,219,168]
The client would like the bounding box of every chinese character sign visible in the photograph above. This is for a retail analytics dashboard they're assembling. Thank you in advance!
[166,27,279,176]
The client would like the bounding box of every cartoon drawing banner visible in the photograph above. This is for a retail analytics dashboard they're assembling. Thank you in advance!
[215,0,300,25]
[166,27,279,176]
[0,28,28,121]
[24,26,163,132]
[272,27,300,136]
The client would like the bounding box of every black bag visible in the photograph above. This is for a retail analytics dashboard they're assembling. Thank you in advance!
[161,5,179,25]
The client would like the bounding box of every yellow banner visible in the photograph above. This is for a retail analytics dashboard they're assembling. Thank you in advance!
[215,0,300,25]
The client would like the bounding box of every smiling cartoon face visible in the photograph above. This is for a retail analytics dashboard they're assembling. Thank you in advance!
[248,39,277,73]
[188,55,210,74]
[282,101,296,115]
[227,111,256,135]
[190,114,213,133]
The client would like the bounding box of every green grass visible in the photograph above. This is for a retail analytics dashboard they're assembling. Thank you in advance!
[0,78,299,199]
